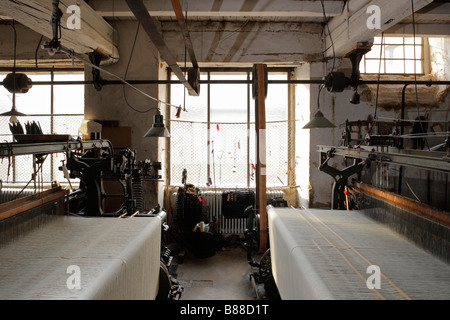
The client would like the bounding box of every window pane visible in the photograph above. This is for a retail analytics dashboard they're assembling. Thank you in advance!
[405,37,422,45]
[384,45,404,59]
[386,59,404,73]
[0,73,51,115]
[170,74,208,186]
[405,60,422,74]
[15,154,51,183]
[169,71,289,188]
[361,36,424,74]
[170,74,208,122]
[404,45,422,59]
[210,73,248,123]
[53,73,84,114]
[365,59,385,73]
[266,74,288,121]
[365,45,383,59]
[170,121,208,186]
[266,121,288,187]
[373,37,382,45]
[359,58,366,73]
[210,123,249,188]
[385,37,404,44]
[0,72,84,184]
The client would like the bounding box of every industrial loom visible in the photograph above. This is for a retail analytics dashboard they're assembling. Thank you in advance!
[0,138,182,300]
[247,46,450,300]
[266,124,450,300]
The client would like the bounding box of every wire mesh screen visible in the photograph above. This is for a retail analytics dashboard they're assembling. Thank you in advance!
[0,115,84,183]
[0,72,84,185]
[169,70,292,189]
[170,120,290,188]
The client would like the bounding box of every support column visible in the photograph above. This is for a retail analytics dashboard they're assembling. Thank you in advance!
[253,64,267,252]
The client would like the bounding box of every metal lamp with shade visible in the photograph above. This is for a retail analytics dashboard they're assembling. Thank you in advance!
[303,110,336,129]
[144,111,170,138]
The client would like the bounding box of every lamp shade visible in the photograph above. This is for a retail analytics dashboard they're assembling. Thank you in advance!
[144,114,170,138]
[0,107,26,117]
[303,110,336,129]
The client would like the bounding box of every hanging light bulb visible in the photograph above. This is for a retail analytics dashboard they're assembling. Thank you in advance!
[1,21,30,120]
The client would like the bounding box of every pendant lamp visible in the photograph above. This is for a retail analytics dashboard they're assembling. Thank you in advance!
[144,112,170,138]
[303,110,336,129]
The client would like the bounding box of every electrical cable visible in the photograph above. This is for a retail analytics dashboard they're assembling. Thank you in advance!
[121,22,158,114]
[60,48,181,111]
[411,0,430,151]
[320,0,336,75]
[374,33,384,121]
[35,35,44,68]
[317,0,336,112]
[368,33,385,136]
[12,21,16,103]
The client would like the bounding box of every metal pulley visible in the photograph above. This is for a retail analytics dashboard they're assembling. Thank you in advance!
[324,72,349,93]
[2,73,32,94]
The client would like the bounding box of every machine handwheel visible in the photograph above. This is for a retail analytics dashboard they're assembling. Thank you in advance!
[258,248,281,300]
[156,261,171,300]
[259,248,272,282]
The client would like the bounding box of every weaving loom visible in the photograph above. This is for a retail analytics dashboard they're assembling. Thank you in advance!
[0,139,174,300]
[268,206,450,300]
[0,215,161,300]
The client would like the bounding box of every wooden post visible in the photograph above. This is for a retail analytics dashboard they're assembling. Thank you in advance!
[253,64,268,252]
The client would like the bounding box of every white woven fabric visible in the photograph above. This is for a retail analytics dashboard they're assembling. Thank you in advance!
[0,216,161,300]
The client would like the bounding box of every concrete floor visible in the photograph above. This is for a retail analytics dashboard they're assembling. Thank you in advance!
[173,245,259,300]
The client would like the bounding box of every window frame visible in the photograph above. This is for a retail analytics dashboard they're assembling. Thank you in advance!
[167,67,293,189]
[360,36,428,75]
[0,69,85,185]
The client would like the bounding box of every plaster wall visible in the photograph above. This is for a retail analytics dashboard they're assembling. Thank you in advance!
[0,23,69,67]
[300,49,450,209]
[84,20,163,209]
[293,64,311,208]
[84,20,160,161]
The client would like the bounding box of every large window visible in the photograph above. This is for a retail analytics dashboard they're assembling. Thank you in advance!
[360,36,425,74]
[169,69,291,189]
[0,71,84,185]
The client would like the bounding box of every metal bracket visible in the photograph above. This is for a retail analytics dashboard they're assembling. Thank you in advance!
[319,150,366,210]
[88,51,103,91]
[41,0,63,56]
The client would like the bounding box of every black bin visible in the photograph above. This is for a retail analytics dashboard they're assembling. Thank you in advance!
[221,190,255,219]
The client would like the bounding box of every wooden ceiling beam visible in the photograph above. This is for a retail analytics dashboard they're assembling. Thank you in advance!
[324,0,433,58]
[0,0,119,63]
[89,0,345,19]
[125,0,199,96]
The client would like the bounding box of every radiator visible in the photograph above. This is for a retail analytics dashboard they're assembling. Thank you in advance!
[0,188,35,204]
[171,189,285,235]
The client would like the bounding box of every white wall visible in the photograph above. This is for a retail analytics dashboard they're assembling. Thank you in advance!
[84,20,163,209]
[296,38,450,209]
[294,64,311,208]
